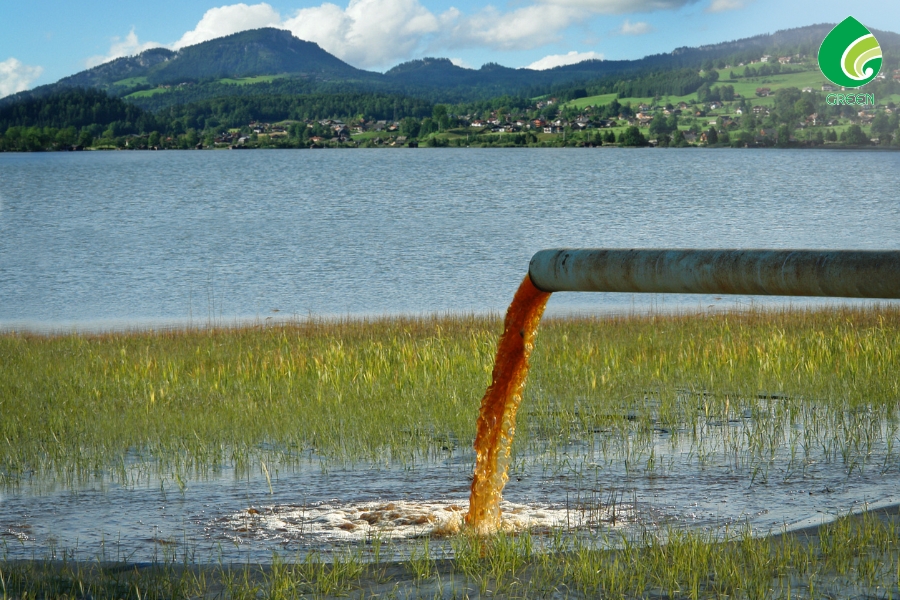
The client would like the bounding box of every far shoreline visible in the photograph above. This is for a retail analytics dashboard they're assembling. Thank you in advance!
[5,299,899,336]
[4,143,900,153]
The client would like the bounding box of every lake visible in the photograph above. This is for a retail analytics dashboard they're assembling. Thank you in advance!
[2,147,899,330]
[2,147,900,565]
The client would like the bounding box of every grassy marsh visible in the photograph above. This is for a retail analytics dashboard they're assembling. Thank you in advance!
[2,307,900,597]
[2,307,898,486]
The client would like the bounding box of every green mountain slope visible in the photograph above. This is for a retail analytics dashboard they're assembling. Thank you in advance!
[145,28,370,84]
[380,24,900,92]
[2,23,898,110]
[59,47,176,88]
[0,29,374,108]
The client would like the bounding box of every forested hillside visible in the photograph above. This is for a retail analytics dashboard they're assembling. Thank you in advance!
[4,23,898,110]
[2,22,899,152]
[0,88,436,151]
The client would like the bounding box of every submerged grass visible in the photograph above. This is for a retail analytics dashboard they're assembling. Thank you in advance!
[1,307,899,485]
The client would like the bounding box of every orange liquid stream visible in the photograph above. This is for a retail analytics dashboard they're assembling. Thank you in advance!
[465,274,551,534]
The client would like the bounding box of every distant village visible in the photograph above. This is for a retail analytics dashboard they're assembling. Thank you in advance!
[9,51,897,152]
[196,54,900,150]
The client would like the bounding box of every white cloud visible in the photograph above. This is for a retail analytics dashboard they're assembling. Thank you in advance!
[78,0,443,72]
[0,58,44,98]
[282,0,441,68]
[85,28,163,68]
[526,50,604,70]
[77,0,704,75]
[85,4,282,68]
[619,19,654,35]
[449,57,473,69]
[538,0,697,12]
[173,3,282,49]
[445,4,580,51]
[706,0,747,11]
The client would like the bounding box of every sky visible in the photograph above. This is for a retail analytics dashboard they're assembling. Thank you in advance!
[1,0,899,98]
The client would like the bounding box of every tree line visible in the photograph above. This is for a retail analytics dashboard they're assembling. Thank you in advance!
[0,88,434,151]
[4,79,900,152]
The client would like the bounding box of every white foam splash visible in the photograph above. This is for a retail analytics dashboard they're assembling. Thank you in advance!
[220,499,633,543]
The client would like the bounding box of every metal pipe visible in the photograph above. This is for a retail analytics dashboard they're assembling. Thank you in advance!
[528,249,900,298]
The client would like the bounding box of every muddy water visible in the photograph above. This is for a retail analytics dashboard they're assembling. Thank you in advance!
[467,275,550,533]
[2,419,896,563]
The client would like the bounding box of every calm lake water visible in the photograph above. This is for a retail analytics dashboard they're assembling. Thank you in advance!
[2,148,899,330]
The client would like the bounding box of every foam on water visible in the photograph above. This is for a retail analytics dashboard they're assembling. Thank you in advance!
[218,499,634,545]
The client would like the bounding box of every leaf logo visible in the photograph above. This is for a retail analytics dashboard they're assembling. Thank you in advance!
[819,17,882,88]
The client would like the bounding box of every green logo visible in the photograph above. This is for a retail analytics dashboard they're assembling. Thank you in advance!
[818,16,882,88]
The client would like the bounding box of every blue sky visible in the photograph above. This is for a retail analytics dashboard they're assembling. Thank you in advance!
[2,0,899,97]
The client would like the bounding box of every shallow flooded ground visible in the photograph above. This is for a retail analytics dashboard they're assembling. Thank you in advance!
[3,309,899,600]
[3,412,896,564]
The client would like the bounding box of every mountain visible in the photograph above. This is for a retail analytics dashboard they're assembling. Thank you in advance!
[0,28,374,107]
[3,23,899,109]
[383,24,900,90]
[143,28,370,84]
[58,47,176,88]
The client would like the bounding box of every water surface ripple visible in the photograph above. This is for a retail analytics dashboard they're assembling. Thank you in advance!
[2,148,898,329]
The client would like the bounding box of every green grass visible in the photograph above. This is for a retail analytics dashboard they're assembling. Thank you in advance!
[0,315,497,484]
[125,88,170,99]
[728,69,832,100]
[623,94,696,107]
[2,307,899,486]
[112,76,149,87]
[564,93,696,110]
[217,75,286,85]
[563,93,618,110]
[3,307,900,596]
[123,75,284,98]
[564,67,889,113]
[350,130,383,140]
